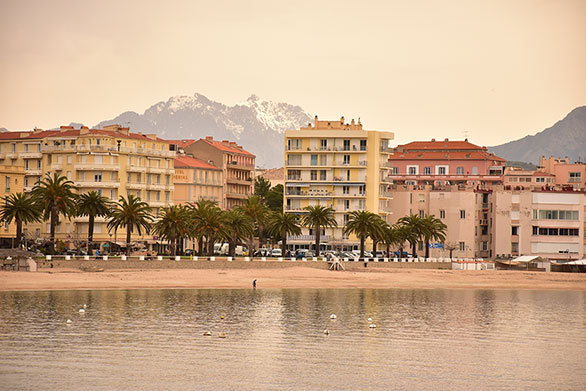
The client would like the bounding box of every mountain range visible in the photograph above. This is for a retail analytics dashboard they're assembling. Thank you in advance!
[488,106,586,164]
[96,93,312,168]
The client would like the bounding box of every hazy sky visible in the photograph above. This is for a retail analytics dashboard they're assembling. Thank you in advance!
[1,0,585,146]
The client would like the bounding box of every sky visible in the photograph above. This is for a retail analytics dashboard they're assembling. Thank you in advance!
[1,0,585,146]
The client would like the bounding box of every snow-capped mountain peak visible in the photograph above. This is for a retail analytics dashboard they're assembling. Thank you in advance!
[96,92,312,167]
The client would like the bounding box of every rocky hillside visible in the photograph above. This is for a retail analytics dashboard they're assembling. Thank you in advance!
[489,106,586,164]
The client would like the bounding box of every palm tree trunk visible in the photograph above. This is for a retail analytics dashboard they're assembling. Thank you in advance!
[412,242,417,258]
[281,235,287,254]
[229,238,235,257]
[425,239,430,259]
[386,244,390,258]
[50,205,57,253]
[399,245,404,259]
[315,225,321,257]
[372,238,377,254]
[360,235,365,259]
[126,225,131,256]
[88,214,94,250]
[197,237,204,256]
[15,218,22,249]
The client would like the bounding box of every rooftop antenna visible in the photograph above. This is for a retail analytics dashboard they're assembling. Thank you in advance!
[463,130,470,140]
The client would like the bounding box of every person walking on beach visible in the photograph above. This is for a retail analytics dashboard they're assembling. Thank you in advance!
[253,279,257,289]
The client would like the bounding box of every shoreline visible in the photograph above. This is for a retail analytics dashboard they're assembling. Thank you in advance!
[1,266,585,292]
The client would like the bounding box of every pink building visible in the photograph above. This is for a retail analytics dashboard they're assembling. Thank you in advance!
[387,139,505,187]
[539,156,586,190]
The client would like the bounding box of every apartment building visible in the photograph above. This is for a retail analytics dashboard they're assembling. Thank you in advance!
[283,116,394,250]
[503,167,556,189]
[492,187,585,260]
[174,155,223,205]
[182,137,255,209]
[539,156,586,190]
[387,139,505,187]
[0,125,175,247]
[0,165,25,246]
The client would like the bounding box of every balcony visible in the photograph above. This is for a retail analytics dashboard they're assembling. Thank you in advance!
[226,192,248,199]
[380,176,393,183]
[147,200,169,207]
[5,153,18,159]
[287,176,302,181]
[21,152,42,159]
[73,216,109,223]
[127,165,147,173]
[568,177,582,183]
[126,183,146,190]
[75,164,120,171]
[146,183,165,191]
[227,162,254,171]
[227,177,253,186]
[25,169,42,176]
[76,181,120,189]
[147,166,167,174]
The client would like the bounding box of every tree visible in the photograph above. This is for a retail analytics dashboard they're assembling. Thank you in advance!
[301,205,337,257]
[75,191,112,250]
[0,192,42,248]
[240,196,268,253]
[107,195,153,256]
[397,214,426,257]
[222,209,254,257]
[266,184,284,213]
[266,212,301,254]
[421,215,448,258]
[153,205,190,256]
[343,210,383,258]
[394,224,417,258]
[31,173,77,253]
[254,176,271,202]
[444,241,458,259]
[187,199,218,256]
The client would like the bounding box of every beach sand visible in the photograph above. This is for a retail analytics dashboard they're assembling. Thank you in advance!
[1,266,585,291]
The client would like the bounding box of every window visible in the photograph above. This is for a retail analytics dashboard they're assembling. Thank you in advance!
[67,155,72,164]
[423,167,431,175]
[346,170,350,181]
[438,167,446,175]
[110,189,116,199]
[358,199,366,210]
[456,167,464,175]
[320,170,327,180]
[408,166,417,175]
[535,177,545,183]
[287,139,301,150]
[343,185,349,195]
[343,155,350,165]
[66,171,71,180]
[533,209,579,220]
[360,140,367,151]
[343,140,350,151]
[511,242,519,253]
[24,144,29,153]
[344,199,350,210]
[320,155,327,166]
[11,143,16,153]
[482,242,488,251]
[5,176,10,192]
[165,192,170,202]
[94,172,102,182]
[320,139,328,150]
[359,185,365,195]
[127,173,131,183]
[439,210,445,219]
[310,170,317,180]
[459,242,465,251]
[390,167,399,175]
[460,210,466,219]
[137,173,141,184]
[310,155,318,166]
[418,194,425,202]
[569,172,581,182]
[512,226,519,235]
[95,155,102,164]
[419,210,425,218]
[472,167,478,174]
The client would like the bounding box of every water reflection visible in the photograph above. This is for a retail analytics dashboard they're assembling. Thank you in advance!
[0,289,585,391]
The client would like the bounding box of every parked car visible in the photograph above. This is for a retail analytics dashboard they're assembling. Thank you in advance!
[393,251,412,258]
[271,248,282,257]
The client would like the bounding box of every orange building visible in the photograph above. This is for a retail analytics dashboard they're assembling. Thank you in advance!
[173,155,223,206]
[539,156,586,190]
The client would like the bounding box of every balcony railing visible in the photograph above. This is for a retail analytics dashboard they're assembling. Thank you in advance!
[74,164,120,171]
[287,235,332,241]
[76,181,120,188]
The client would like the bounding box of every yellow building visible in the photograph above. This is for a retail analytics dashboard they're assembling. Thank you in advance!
[173,155,224,206]
[0,164,25,246]
[283,116,394,251]
[0,125,175,248]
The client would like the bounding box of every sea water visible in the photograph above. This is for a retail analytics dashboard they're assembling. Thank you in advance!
[0,289,584,390]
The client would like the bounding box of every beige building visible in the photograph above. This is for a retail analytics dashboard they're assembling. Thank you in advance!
[174,155,223,206]
[0,164,26,246]
[0,125,175,247]
[181,137,255,209]
[283,116,394,250]
[539,156,586,190]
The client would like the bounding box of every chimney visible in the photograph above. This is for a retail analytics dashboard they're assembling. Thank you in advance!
[351,119,355,125]
[205,136,213,141]
[340,116,344,124]
[431,138,435,142]
[444,138,449,142]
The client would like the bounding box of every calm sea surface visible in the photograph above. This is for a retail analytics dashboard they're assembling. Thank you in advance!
[0,288,585,391]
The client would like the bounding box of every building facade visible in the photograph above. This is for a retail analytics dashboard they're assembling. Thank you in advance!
[539,156,586,190]
[387,139,505,187]
[0,164,25,246]
[283,116,394,250]
[182,137,255,209]
[0,125,175,248]
[174,155,223,206]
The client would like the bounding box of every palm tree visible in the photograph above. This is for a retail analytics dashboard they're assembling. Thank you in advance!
[153,205,190,256]
[343,210,383,258]
[75,191,112,250]
[266,212,302,254]
[240,196,268,254]
[397,214,426,257]
[254,176,271,203]
[187,199,218,256]
[421,215,448,258]
[302,205,337,257]
[394,224,417,258]
[107,195,153,256]
[380,222,398,258]
[222,209,254,257]
[0,192,42,248]
[31,173,77,252]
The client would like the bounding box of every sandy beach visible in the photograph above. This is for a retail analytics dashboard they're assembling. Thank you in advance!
[1,266,585,291]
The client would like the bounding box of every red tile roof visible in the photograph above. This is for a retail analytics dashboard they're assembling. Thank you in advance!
[174,155,221,170]
[0,131,32,139]
[13,126,169,143]
[166,139,198,149]
[388,150,505,162]
[396,140,485,151]
[201,138,254,156]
